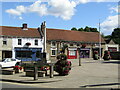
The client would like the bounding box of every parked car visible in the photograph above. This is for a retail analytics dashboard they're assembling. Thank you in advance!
[0,58,21,68]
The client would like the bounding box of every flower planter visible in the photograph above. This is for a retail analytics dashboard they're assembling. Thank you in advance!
[13,66,24,73]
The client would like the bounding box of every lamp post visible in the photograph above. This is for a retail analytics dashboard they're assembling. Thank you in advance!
[99,19,102,60]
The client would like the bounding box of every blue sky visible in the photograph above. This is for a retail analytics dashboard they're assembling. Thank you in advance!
[1,0,119,35]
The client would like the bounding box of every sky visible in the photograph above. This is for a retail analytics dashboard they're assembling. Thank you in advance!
[0,0,120,35]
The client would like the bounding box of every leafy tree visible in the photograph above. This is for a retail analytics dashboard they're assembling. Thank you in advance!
[78,28,84,31]
[90,28,98,32]
[71,26,98,32]
[71,27,77,31]
[111,28,120,44]
[84,26,90,32]
[104,35,112,39]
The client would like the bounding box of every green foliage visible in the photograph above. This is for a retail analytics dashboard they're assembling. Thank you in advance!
[104,35,112,38]
[71,27,77,31]
[111,28,120,44]
[71,26,98,32]
[78,28,84,31]
[57,54,67,60]
[61,44,68,53]
[84,26,90,32]
[54,53,72,76]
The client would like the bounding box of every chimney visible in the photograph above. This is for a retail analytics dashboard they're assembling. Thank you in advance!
[22,23,28,30]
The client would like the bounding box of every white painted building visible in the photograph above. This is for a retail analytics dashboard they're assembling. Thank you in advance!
[0,23,45,61]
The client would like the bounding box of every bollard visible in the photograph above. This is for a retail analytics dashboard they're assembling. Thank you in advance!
[79,57,81,66]
[34,66,38,80]
[50,64,54,78]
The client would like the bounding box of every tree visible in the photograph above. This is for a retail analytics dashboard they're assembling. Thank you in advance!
[84,26,90,32]
[71,27,77,31]
[111,28,120,44]
[104,35,112,39]
[90,28,98,32]
[78,28,84,31]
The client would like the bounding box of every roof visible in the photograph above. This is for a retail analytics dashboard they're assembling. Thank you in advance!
[104,38,115,44]
[0,26,105,43]
[0,26,40,38]
[47,28,105,43]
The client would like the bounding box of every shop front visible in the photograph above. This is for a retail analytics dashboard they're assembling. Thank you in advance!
[80,48,90,58]
[67,48,77,59]
[14,47,42,61]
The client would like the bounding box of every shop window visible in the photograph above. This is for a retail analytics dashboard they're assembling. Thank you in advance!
[69,50,76,56]
[16,51,32,58]
[51,50,56,56]
[36,51,42,58]
[35,40,38,45]
[51,42,56,47]
[18,39,22,45]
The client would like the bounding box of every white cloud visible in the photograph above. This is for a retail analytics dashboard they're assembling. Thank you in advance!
[48,0,77,20]
[19,16,23,20]
[6,0,119,20]
[6,9,22,16]
[110,6,118,13]
[6,0,77,20]
[101,15,118,35]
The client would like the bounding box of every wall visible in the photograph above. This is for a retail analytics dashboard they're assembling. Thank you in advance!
[12,37,44,58]
[0,37,12,60]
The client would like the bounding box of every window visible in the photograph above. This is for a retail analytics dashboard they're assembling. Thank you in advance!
[36,51,42,58]
[70,43,73,46]
[77,43,80,46]
[3,40,7,45]
[16,51,32,58]
[69,50,76,56]
[51,42,56,47]
[35,40,38,45]
[18,39,22,45]
[51,50,56,56]
[3,38,7,45]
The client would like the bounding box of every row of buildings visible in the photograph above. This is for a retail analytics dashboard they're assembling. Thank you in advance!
[0,22,119,62]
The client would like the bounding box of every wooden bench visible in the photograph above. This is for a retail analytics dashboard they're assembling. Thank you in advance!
[2,68,15,75]
[25,70,46,77]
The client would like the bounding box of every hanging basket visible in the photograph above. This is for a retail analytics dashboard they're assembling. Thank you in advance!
[26,42,31,46]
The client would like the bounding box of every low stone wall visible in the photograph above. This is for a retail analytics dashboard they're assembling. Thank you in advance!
[2,69,15,75]
[25,70,46,77]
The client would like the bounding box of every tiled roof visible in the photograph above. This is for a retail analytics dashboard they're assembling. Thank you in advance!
[0,26,40,38]
[0,26,105,43]
[47,28,105,43]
